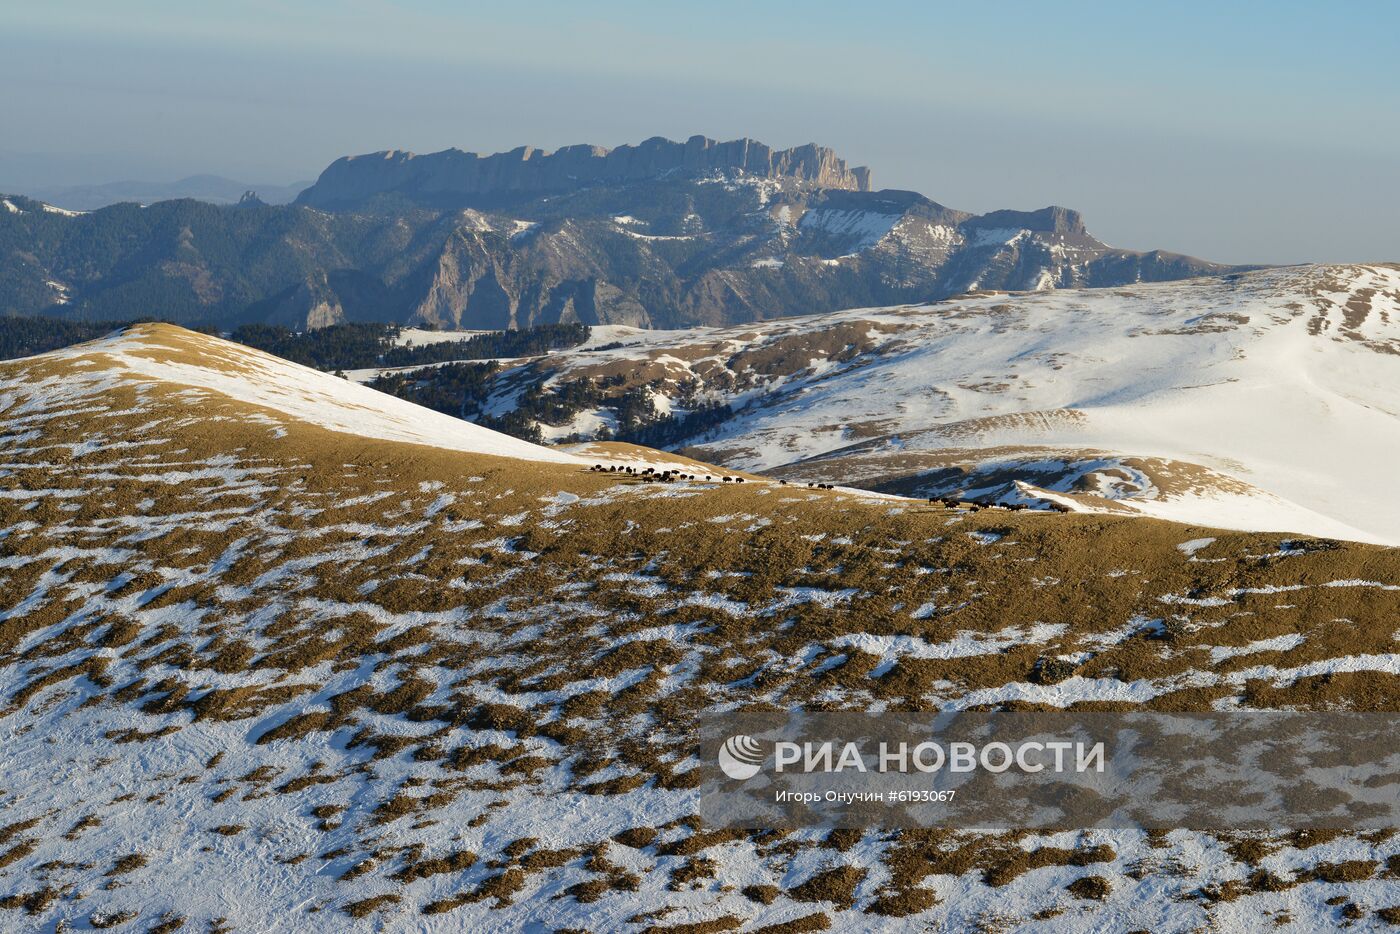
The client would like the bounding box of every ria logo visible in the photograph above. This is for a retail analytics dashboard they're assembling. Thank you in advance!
[718,734,765,780]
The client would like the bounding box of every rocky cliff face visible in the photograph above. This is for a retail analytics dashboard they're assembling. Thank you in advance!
[296,135,871,208]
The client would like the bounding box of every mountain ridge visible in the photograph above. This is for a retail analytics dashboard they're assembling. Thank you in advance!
[296,135,871,208]
[20,174,310,211]
[0,136,1253,330]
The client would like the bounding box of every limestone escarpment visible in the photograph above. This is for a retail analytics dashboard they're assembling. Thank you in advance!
[296,135,871,208]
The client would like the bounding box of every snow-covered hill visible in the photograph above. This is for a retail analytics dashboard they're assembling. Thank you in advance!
[45,323,585,465]
[2,325,1399,932]
[416,264,1400,544]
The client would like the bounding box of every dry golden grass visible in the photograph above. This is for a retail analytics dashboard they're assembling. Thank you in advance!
[0,324,1397,929]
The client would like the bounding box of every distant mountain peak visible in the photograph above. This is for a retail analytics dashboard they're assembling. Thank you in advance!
[296,135,871,208]
[19,175,312,211]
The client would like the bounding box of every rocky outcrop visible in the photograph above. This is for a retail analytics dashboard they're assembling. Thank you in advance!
[965,206,1087,236]
[296,136,871,208]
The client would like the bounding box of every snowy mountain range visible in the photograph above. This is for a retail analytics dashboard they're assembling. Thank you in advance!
[0,137,1244,330]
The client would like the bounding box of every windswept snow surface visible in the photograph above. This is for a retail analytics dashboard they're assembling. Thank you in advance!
[53,324,584,464]
[529,265,1400,544]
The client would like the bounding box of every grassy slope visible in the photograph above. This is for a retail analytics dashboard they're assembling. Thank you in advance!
[0,326,1397,931]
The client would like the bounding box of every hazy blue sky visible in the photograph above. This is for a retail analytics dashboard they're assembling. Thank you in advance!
[2,1,1397,264]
